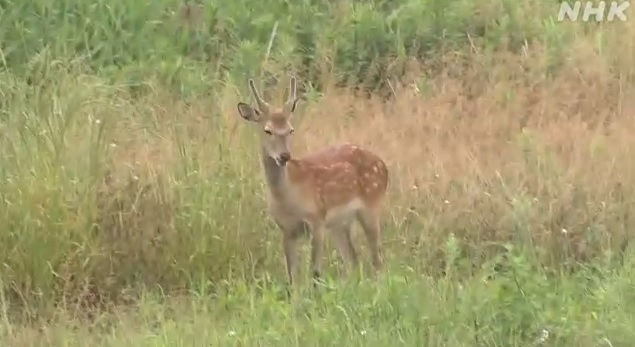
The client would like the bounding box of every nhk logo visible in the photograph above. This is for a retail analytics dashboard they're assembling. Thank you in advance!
[557,1,630,22]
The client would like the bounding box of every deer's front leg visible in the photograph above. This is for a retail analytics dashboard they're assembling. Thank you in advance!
[274,217,308,293]
[282,229,300,287]
[309,220,326,288]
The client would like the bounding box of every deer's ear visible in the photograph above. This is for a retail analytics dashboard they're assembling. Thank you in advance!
[237,102,261,122]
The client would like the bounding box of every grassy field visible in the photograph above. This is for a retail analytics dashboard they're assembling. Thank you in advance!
[1,0,635,345]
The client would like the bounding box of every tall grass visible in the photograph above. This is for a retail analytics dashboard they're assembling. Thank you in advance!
[1,0,635,344]
[1,0,569,94]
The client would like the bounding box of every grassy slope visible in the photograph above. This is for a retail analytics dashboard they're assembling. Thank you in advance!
[4,264,635,346]
[1,0,635,345]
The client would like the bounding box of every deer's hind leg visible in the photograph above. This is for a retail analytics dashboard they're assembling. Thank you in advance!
[356,205,383,272]
[328,219,359,276]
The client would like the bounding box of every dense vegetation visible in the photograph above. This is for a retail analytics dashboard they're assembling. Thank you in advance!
[1,0,634,345]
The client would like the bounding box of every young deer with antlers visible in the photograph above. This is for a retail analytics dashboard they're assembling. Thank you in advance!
[236,76,389,288]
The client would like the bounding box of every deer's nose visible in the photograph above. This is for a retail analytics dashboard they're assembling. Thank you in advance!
[280,152,291,163]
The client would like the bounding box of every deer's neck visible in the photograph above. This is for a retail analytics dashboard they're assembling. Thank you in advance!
[261,148,289,198]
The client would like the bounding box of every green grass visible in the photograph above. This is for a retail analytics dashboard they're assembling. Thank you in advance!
[4,256,635,346]
[0,0,568,95]
[1,0,635,345]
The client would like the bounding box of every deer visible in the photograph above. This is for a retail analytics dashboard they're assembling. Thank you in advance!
[236,76,389,290]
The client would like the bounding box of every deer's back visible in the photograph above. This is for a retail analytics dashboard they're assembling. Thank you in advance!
[286,143,388,219]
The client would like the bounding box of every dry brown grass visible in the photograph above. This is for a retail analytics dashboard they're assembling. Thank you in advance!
[103,44,634,271]
[211,37,635,273]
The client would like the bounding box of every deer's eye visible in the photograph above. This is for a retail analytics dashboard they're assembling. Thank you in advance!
[264,129,272,135]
